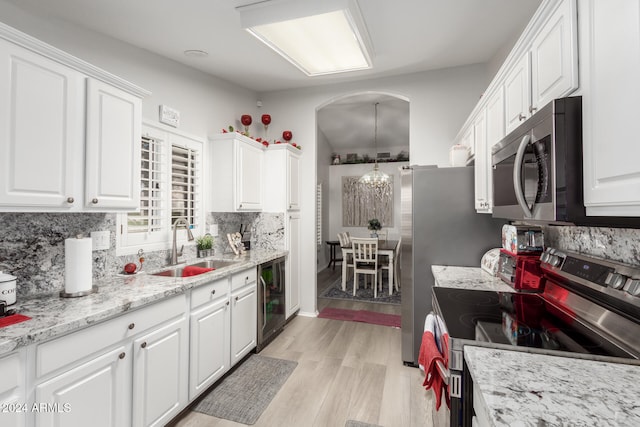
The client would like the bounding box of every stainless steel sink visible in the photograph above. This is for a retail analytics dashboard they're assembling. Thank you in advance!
[188,260,239,270]
[150,259,239,277]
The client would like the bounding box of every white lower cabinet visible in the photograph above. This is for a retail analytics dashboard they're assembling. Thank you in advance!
[286,213,301,317]
[230,270,257,366]
[188,278,230,400]
[34,345,130,427]
[132,316,188,427]
[0,349,26,427]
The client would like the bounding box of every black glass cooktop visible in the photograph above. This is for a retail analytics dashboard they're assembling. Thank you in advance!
[432,287,636,359]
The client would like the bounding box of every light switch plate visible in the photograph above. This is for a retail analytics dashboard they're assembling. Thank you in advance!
[209,224,219,237]
[91,230,110,251]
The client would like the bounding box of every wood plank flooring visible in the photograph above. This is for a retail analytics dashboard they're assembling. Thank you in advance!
[171,267,436,427]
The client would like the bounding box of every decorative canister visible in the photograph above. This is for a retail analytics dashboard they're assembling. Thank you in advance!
[0,271,17,306]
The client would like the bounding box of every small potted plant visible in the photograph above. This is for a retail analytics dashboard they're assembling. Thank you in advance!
[368,218,382,238]
[196,233,214,258]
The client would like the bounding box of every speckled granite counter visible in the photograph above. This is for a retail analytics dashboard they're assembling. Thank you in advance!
[0,249,286,356]
[432,265,515,292]
[465,346,640,427]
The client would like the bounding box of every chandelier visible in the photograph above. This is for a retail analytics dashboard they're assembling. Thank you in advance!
[359,102,390,187]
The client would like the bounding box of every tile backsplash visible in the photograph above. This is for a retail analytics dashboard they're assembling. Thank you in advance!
[0,212,284,298]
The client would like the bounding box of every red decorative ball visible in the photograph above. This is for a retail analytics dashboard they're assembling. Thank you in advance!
[282,130,292,141]
[241,115,252,126]
[261,114,271,125]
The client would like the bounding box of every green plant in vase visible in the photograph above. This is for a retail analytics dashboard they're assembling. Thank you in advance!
[368,218,381,238]
[196,233,214,257]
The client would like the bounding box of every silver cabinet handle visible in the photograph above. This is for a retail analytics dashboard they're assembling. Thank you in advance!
[119,352,126,360]
[226,300,230,306]
[141,342,147,349]
[92,198,98,204]
[128,323,135,330]
[518,113,526,121]
[66,197,74,203]
[211,289,216,295]
[529,106,537,114]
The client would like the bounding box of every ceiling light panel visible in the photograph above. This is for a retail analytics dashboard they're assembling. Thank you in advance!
[237,0,373,76]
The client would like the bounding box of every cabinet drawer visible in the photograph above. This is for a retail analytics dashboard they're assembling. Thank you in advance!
[191,278,229,309]
[231,269,256,292]
[0,351,22,396]
[36,294,187,378]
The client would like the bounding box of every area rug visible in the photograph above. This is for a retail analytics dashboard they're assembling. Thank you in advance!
[320,274,401,305]
[193,354,297,425]
[318,307,401,328]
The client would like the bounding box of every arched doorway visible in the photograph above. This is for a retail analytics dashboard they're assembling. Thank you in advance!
[315,91,410,312]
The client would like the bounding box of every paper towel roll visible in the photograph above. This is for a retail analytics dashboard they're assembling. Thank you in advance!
[64,236,93,294]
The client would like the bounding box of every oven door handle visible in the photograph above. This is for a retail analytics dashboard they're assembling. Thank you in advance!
[435,360,449,385]
[513,134,533,218]
[259,276,267,330]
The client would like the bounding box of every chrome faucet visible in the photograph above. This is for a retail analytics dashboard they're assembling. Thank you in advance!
[169,217,194,265]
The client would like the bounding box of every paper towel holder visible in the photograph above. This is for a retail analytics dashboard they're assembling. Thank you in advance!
[60,233,98,298]
[60,285,98,298]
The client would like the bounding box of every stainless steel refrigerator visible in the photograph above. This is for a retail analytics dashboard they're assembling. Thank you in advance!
[401,165,505,366]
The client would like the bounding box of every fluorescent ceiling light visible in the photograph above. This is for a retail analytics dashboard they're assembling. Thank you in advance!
[237,0,373,76]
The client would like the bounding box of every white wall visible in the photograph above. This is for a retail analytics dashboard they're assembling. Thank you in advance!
[260,64,489,316]
[316,130,333,270]
[0,1,259,137]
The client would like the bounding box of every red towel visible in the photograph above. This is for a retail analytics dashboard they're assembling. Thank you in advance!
[181,266,214,277]
[0,313,31,328]
[419,330,450,410]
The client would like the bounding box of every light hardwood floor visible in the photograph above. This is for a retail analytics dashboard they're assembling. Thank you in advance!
[171,267,436,427]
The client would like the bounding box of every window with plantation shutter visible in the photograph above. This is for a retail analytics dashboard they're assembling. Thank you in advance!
[116,123,204,255]
[171,143,200,229]
[127,135,165,235]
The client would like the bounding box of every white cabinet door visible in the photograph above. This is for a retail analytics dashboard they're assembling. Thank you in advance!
[236,140,263,211]
[473,110,490,213]
[132,316,188,427]
[504,54,531,134]
[189,296,230,400]
[0,350,26,427]
[85,78,141,210]
[230,282,257,366]
[0,38,84,209]
[286,212,301,317]
[35,345,130,427]
[482,87,505,213]
[581,0,640,215]
[287,151,300,210]
[530,0,578,111]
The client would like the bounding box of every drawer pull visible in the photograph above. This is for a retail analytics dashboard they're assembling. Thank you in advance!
[235,296,239,302]
[119,352,126,360]
[92,198,99,204]
[128,323,135,330]
[66,197,74,203]
[211,289,216,295]
[518,113,526,121]
[141,342,147,349]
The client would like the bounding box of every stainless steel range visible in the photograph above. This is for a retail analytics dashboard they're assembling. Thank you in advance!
[432,247,640,427]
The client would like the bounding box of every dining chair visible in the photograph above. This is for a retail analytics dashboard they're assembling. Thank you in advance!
[337,233,354,284]
[379,236,401,295]
[351,237,383,298]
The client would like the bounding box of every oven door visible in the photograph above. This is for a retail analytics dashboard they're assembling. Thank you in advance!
[492,120,555,221]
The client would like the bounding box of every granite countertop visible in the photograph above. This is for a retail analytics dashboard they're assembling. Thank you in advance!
[465,346,640,426]
[0,248,287,356]
[431,265,515,293]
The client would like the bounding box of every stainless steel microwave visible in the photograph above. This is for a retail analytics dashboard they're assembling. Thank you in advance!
[492,96,584,224]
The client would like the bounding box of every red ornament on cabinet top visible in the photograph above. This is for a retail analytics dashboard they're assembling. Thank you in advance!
[241,115,252,126]
[261,114,271,125]
[282,130,292,141]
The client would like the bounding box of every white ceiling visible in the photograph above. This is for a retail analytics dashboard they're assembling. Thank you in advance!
[2,0,542,151]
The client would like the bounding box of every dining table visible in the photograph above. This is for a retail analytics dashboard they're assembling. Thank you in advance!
[341,239,399,295]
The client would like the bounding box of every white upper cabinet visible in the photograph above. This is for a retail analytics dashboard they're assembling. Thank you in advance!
[504,0,578,134]
[530,0,578,111]
[580,0,640,215]
[473,110,489,213]
[504,54,531,134]
[0,22,149,212]
[263,143,301,212]
[85,79,142,210]
[0,38,85,209]
[208,133,265,212]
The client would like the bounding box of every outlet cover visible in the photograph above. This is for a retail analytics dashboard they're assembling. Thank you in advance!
[91,230,110,251]
[209,224,219,237]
